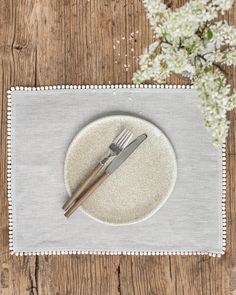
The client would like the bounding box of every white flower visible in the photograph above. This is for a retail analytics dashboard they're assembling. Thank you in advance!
[194,70,232,144]
[210,21,236,48]
[227,92,236,109]
[214,49,236,66]
[134,0,236,145]
[143,0,169,27]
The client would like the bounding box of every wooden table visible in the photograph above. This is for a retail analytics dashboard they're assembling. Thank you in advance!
[0,0,235,294]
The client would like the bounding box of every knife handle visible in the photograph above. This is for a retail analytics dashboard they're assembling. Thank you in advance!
[64,172,109,218]
[62,162,104,211]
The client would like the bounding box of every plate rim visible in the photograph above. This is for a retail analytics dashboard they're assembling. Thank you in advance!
[64,114,177,226]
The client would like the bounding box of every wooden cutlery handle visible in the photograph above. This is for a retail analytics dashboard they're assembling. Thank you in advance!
[62,162,104,211]
[64,172,109,218]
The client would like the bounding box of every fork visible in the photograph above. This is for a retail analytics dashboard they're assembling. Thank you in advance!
[62,128,133,211]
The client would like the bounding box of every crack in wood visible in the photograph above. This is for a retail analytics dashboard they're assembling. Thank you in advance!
[26,256,39,295]
[168,256,172,280]
[35,256,39,293]
[117,262,121,294]
[27,278,37,295]
[34,46,37,87]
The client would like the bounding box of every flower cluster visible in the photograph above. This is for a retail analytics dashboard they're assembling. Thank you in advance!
[133,0,236,145]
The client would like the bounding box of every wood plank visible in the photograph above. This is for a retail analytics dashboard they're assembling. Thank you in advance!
[37,255,120,295]
[0,0,235,294]
[0,1,46,294]
[0,0,39,294]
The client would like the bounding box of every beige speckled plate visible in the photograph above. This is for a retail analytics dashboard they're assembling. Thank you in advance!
[64,115,177,225]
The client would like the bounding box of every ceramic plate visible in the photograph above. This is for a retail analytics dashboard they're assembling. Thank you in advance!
[64,115,177,225]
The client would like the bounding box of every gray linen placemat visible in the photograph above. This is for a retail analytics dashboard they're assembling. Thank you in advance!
[7,85,226,256]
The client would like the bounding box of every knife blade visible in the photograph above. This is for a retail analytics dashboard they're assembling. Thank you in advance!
[64,133,147,217]
[105,133,147,175]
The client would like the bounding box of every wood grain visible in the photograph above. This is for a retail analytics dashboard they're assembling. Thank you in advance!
[0,0,235,294]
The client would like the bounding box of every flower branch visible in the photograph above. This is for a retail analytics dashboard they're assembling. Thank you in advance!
[133,0,236,145]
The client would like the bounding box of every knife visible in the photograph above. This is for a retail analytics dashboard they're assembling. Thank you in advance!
[64,133,147,218]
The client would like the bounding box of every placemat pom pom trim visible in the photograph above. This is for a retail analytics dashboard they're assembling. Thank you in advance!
[7,84,226,257]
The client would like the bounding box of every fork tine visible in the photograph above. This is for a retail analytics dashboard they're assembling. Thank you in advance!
[115,129,129,145]
[122,132,133,148]
[116,129,130,146]
[113,128,127,144]
[118,130,133,148]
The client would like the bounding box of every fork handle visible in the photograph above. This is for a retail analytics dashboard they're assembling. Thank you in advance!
[62,162,104,211]
[64,172,109,218]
